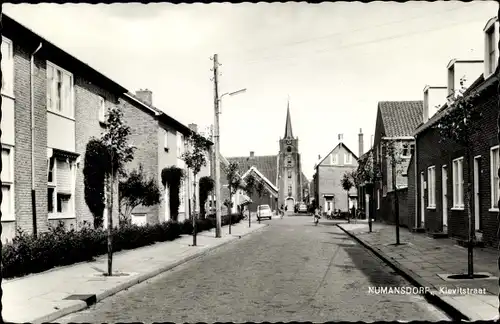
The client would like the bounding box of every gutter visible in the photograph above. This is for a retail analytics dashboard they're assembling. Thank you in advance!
[31,42,43,237]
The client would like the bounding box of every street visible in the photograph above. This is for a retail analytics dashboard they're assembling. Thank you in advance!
[59,216,450,323]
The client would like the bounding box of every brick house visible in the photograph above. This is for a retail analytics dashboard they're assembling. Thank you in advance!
[410,16,499,247]
[0,14,210,242]
[313,135,359,214]
[372,101,422,226]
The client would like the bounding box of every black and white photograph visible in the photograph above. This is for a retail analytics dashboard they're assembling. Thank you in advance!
[0,1,499,322]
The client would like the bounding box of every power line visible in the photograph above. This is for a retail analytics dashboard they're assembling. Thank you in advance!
[231,15,489,68]
[223,2,482,59]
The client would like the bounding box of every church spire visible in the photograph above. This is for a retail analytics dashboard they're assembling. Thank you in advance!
[284,98,293,138]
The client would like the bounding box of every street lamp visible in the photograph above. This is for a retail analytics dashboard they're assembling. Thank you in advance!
[213,87,247,238]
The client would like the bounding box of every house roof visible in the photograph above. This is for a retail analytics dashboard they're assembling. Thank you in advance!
[315,142,359,168]
[227,155,278,187]
[413,73,493,136]
[241,166,279,193]
[378,101,423,137]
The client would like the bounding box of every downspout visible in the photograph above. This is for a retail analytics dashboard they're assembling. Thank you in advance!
[31,42,43,237]
[414,134,418,229]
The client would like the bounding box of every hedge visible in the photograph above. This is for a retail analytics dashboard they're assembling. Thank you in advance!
[3,213,243,279]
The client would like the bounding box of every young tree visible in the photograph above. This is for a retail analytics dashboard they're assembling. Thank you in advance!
[381,139,406,245]
[354,150,381,232]
[119,164,161,225]
[161,166,185,221]
[255,180,266,222]
[181,132,211,246]
[100,105,135,276]
[199,176,215,219]
[243,173,257,227]
[435,76,481,278]
[225,162,242,234]
[341,171,355,222]
[83,139,108,229]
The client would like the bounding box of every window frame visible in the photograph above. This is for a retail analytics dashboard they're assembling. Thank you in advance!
[487,26,496,75]
[452,157,464,209]
[490,146,500,210]
[344,153,352,164]
[377,189,380,209]
[1,36,14,98]
[427,166,436,208]
[164,130,169,151]
[98,95,106,124]
[331,153,338,165]
[47,156,76,219]
[1,145,15,221]
[46,61,75,119]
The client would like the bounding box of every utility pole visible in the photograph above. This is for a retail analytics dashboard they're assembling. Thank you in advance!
[212,54,222,238]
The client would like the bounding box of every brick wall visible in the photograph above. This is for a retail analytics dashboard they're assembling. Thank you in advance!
[379,188,409,227]
[407,156,416,229]
[121,97,160,224]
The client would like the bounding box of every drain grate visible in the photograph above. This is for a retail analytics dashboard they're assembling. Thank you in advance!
[64,294,97,306]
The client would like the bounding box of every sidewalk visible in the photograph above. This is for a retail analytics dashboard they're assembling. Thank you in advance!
[337,221,498,321]
[3,221,268,323]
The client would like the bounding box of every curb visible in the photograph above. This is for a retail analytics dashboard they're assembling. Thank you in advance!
[30,223,269,324]
[336,224,471,322]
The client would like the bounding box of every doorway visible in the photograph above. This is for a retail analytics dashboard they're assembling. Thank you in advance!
[420,172,425,227]
[285,197,294,213]
[474,156,481,231]
[442,166,448,232]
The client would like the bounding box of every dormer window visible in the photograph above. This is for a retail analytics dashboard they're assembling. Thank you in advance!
[487,28,496,73]
[484,17,499,79]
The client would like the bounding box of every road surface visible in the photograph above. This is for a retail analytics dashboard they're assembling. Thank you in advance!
[59,216,450,322]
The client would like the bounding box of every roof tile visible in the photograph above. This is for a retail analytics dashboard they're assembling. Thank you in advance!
[378,101,423,137]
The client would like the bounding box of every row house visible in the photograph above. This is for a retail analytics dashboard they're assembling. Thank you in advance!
[0,15,210,242]
[372,101,422,226]
[409,16,499,247]
[313,134,359,214]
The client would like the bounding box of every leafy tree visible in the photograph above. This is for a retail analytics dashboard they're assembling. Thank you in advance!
[354,150,381,232]
[341,171,355,221]
[161,166,185,221]
[181,132,211,246]
[225,162,243,234]
[243,173,257,227]
[100,105,135,276]
[83,139,108,229]
[119,164,161,225]
[199,176,214,218]
[434,76,481,278]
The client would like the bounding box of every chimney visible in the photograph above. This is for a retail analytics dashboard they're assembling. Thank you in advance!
[318,154,321,160]
[338,134,343,142]
[135,89,153,106]
[446,59,483,105]
[423,85,448,123]
[358,128,364,158]
[188,123,198,133]
[250,151,254,157]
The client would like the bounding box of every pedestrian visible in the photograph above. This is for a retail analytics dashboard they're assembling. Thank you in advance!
[351,205,356,224]
[327,208,332,219]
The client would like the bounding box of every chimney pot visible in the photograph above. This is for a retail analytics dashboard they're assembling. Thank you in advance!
[135,89,153,106]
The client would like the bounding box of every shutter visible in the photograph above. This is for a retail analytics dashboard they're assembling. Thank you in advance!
[56,159,72,193]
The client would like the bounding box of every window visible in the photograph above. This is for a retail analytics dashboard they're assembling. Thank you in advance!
[331,153,338,165]
[287,146,292,152]
[1,146,14,220]
[376,145,379,163]
[410,144,415,156]
[288,170,291,178]
[287,158,292,166]
[47,62,74,118]
[98,96,106,123]
[47,156,76,218]
[377,189,380,209]
[452,157,464,208]
[487,27,496,74]
[288,185,292,195]
[1,37,13,96]
[427,166,436,207]
[177,133,184,157]
[344,153,352,164]
[491,146,500,208]
[164,131,169,150]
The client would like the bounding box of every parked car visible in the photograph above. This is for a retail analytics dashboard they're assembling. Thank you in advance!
[298,203,307,213]
[257,204,273,221]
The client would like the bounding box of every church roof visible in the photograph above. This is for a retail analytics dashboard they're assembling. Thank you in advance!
[226,155,278,187]
[284,100,293,138]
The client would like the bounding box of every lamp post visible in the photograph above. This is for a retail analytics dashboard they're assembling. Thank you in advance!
[213,87,247,238]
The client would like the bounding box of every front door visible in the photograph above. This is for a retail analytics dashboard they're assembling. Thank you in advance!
[420,172,425,227]
[474,156,481,231]
[442,166,448,230]
[286,198,294,213]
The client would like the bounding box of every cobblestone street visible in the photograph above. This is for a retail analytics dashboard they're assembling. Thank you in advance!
[58,217,449,322]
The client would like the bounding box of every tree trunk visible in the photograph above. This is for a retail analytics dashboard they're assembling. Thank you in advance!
[229,191,232,234]
[107,174,114,276]
[392,162,400,245]
[192,173,197,246]
[464,147,474,278]
[346,191,350,223]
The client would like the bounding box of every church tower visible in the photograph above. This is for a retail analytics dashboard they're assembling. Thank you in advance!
[278,100,302,211]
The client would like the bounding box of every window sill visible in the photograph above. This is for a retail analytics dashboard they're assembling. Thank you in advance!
[1,215,15,222]
[489,208,499,213]
[47,109,75,121]
[426,206,436,210]
[1,92,15,100]
[48,213,76,220]
[450,207,464,211]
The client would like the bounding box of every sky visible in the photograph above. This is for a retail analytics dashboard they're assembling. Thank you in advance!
[4,1,498,179]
